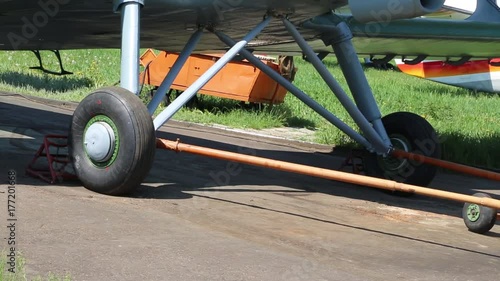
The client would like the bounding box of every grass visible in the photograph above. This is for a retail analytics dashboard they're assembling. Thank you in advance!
[0,49,498,169]
[0,251,71,281]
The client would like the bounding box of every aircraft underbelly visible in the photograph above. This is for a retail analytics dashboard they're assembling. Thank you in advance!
[2,1,500,59]
[0,0,338,51]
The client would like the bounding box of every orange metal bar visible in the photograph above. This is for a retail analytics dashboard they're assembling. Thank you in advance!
[157,138,500,210]
[391,149,500,181]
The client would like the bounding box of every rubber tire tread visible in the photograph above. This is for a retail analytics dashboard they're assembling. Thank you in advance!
[364,111,441,188]
[462,193,497,234]
[69,86,155,196]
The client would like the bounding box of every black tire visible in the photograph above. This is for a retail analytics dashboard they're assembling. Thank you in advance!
[462,193,497,234]
[363,112,442,195]
[69,86,156,196]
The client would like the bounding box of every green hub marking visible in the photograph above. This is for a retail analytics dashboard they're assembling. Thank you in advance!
[466,204,481,222]
[83,115,120,168]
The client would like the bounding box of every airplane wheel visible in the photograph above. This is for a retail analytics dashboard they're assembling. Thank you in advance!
[69,86,156,196]
[364,112,441,196]
[462,193,497,234]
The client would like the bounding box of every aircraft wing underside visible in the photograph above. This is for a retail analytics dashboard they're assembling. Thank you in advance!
[259,14,500,58]
[2,0,500,59]
[0,0,338,51]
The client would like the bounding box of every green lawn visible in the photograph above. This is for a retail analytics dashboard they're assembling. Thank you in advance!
[0,49,498,169]
[0,251,71,281]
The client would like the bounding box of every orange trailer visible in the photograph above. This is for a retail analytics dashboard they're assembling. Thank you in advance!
[139,49,294,104]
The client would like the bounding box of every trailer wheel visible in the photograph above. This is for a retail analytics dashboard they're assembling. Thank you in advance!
[364,112,441,196]
[462,193,497,234]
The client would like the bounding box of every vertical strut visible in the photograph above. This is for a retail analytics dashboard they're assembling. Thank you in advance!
[303,20,391,147]
[147,29,204,115]
[215,31,375,152]
[152,17,272,130]
[117,0,142,95]
[282,18,390,154]
[326,22,391,146]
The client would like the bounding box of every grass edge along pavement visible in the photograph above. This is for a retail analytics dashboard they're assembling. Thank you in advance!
[0,251,72,281]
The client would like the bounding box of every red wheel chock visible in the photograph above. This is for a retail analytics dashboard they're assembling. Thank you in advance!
[26,135,78,184]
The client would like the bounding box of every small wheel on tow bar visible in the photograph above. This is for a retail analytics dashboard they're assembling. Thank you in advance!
[69,86,156,196]
[462,193,497,234]
[363,112,442,196]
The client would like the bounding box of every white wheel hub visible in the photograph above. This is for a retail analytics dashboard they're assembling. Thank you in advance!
[84,122,116,162]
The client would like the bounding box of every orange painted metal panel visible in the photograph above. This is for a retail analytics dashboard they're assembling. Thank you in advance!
[139,49,289,104]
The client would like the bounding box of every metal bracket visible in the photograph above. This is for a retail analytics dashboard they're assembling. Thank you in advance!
[445,56,472,66]
[29,50,73,75]
[402,55,427,65]
[370,54,396,65]
[316,20,353,46]
[302,52,329,63]
[113,0,144,12]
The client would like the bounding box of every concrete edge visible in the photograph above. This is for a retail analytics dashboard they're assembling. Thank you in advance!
[164,120,336,153]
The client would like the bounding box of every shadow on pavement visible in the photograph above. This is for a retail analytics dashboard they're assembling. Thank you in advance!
[1,96,499,225]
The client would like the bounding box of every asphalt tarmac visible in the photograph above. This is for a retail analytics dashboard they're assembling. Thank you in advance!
[0,92,499,281]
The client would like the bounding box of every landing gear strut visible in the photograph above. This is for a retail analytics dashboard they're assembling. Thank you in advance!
[69,0,155,195]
